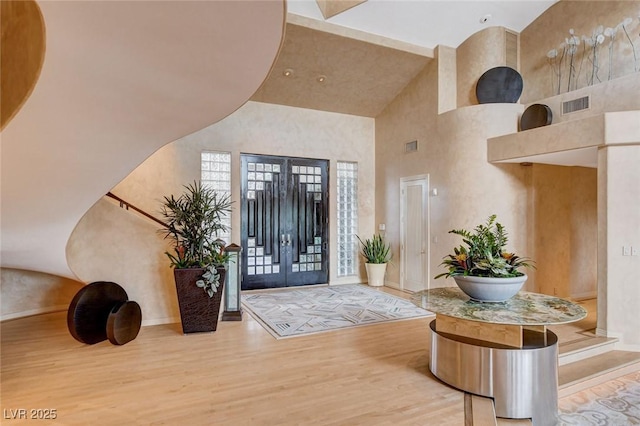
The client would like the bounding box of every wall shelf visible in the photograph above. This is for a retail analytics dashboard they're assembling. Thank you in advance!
[487,111,640,168]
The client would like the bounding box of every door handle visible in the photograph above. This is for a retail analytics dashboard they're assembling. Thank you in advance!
[281,234,285,246]
[286,234,291,246]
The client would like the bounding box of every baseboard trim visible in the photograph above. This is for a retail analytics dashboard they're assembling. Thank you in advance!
[570,291,597,300]
[0,306,182,329]
[384,281,401,290]
[612,343,640,352]
[142,317,180,327]
[0,305,68,322]
[595,328,640,351]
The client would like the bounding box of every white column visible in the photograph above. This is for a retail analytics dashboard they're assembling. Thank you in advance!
[597,143,640,350]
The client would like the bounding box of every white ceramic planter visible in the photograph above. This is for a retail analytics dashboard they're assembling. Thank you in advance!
[365,263,387,287]
[453,274,527,302]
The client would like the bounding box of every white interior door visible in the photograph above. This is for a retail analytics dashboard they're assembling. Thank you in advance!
[400,176,429,292]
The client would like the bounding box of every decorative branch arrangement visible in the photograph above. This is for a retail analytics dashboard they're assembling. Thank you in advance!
[546,15,640,95]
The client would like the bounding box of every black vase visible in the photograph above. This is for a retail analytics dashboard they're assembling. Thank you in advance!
[173,267,226,334]
[476,66,523,104]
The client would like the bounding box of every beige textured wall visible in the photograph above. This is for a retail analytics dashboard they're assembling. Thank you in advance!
[520,0,640,103]
[0,268,84,321]
[67,101,375,324]
[521,72,640,127]
[375,61,438,288]
[376,57,530,290]
[530,165,597,299]
[531,165,572,297]
[456,26,507,108]
[570,167,598,299]
[436,45,457,114]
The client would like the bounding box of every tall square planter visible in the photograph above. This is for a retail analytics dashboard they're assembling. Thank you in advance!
[173,267,226,334]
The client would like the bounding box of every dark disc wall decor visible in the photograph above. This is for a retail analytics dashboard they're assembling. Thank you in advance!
[106,301,142,345]
[520,103,552,131]
[67,281,128,344]
[476,66,523,104]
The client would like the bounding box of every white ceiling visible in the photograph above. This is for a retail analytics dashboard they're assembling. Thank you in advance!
[288,0,557,49]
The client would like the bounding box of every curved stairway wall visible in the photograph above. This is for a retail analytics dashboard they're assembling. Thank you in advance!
[0,268,84,321]
[0,0,286,283]
[0,0,286,319]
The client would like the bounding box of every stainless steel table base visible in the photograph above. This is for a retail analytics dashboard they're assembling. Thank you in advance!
[429,320,559,426]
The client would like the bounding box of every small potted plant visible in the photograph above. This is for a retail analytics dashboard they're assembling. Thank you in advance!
[435,214,534,302]
[357,234,392,287]
[160,181,232,333]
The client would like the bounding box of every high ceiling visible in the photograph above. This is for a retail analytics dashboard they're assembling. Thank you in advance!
[251,20,431,117]
[288,0,557,49]
[253,1,557,117]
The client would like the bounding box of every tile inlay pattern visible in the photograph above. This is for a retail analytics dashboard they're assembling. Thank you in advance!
[411,287,586,325]
[242,284,433,338]
[559,371,640,425]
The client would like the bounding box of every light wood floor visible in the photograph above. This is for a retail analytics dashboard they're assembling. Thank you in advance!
[0,290,598,425]
[1,295,463,425]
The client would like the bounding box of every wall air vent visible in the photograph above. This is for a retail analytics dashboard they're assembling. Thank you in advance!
[562,96,590,115]
[405,140,418,153]
[505,30,518,69]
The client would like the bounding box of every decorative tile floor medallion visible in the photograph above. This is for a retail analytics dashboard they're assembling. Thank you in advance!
[242,284,433,338]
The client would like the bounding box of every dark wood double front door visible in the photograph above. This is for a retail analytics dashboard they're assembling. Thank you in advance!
[240,154,329,290]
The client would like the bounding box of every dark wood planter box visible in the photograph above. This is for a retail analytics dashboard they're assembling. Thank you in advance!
[173,267,225,334]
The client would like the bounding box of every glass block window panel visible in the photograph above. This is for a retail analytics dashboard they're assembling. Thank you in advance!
[201,151,232,245]
[337,161,358,277]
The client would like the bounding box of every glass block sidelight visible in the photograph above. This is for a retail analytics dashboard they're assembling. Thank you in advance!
[337,161,358,276]
[201,151,232,245]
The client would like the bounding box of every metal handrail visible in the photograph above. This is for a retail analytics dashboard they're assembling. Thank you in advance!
[105,192,168,228]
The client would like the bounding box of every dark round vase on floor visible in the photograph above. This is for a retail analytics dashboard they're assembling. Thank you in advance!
[174,267,226,334]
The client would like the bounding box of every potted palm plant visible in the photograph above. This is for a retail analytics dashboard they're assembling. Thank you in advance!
[435,214,534,302]
[160,181,233,333]
[357,234,392,287]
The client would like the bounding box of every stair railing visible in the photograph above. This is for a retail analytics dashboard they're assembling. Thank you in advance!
[105,192,168,228]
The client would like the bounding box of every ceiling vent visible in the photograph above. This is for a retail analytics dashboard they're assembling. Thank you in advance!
[405,140,418,153]
[562,96,590,115]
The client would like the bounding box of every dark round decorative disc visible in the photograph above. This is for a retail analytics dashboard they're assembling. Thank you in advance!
[476,66,523,104]
[107,301,142,345]
[67,281,128,344]
[520,103,552,131]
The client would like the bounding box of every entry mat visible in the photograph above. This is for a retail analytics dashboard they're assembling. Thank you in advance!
[241,284,433,339]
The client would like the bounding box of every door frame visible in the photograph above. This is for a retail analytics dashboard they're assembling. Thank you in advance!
[400,174,430,292]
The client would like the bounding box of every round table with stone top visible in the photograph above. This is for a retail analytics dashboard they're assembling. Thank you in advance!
[411,288,586,426]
